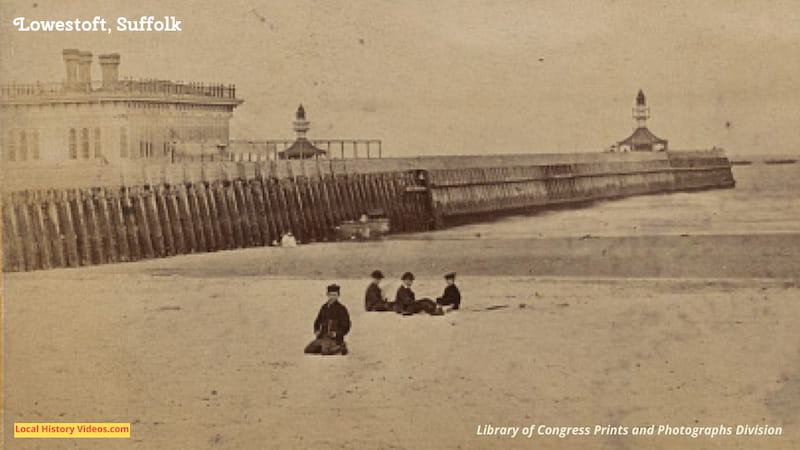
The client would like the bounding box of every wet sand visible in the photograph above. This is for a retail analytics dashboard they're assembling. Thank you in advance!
[3,231,800,449]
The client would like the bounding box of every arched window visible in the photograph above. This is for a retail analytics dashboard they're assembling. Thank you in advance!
[80,128,90,159]
[94,128,102,158]
[69,129,77,159]
[6,131,16,162]
[19,131,27,161]
[31,130,39,160]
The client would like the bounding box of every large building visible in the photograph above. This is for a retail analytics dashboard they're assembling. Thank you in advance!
[0,49,243,165]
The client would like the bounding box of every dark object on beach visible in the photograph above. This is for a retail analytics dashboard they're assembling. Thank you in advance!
[335,209,390,241]
[157,305,182,311]
[483,305,509,311]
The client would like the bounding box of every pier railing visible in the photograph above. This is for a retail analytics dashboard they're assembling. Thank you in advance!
[220,139,383,162]
[0,79,237,100]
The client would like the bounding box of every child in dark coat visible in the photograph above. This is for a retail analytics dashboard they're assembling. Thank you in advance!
[304,284,351,355]
[436,272,461,311]
[394,272,443,316]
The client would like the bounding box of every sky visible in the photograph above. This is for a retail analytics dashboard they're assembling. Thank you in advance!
[2,0,799,157]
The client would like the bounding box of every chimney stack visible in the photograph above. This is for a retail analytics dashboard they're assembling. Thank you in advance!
[98,53,121,89]
[77,50,93,88]
[62,49,80,89]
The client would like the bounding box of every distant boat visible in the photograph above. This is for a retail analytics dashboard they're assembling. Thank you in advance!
[730,160,753,166]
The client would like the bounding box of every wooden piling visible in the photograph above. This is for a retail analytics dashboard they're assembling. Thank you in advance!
[188,184,208,253]
[196,182,217,252]
[121,187,141,262]
[31,192,53,270]
[227,181,245,248]
[259,179,281,243]
[166,185,186,256]
[154,185,175,256]
[134,187,155,260]
[177,183,197,252]
[213,182,232,249]
[58,190,79,267]
[98,188,119,263]
[233,180,253,247]
[109,187,130,263]
[70,189,91,266]
[145,186,166,258]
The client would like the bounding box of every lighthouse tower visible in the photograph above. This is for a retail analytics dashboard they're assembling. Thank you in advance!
[615,90,668,152]
[633,89,650,128]
[279,104,327,159]
[293,104,310,139]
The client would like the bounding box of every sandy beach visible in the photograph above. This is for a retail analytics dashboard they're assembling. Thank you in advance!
[3,230,799,449]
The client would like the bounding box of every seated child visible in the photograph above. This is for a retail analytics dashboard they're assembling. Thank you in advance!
[436,272,461,310]
[394,272,444,316]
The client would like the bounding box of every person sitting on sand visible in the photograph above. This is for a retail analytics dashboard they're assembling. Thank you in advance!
[394,272,444,316]
[436,272,461,311]
[365,270,393,312]
[304,284,351,355]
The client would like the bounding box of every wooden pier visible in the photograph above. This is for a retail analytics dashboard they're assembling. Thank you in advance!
[2,150,735,272]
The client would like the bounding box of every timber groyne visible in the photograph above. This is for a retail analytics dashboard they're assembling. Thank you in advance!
[2,149,734,272]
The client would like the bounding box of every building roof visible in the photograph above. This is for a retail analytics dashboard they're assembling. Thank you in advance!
[278,138,326,159]
[617,126,668,147]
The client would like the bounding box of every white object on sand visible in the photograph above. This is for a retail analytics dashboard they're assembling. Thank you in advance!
[281,233,298,248]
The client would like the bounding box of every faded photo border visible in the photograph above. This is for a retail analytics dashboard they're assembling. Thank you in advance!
[2,1,799,449]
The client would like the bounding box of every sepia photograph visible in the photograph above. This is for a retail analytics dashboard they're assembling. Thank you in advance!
[1,0,799,448]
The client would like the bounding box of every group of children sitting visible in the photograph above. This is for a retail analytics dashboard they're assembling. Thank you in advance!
[365,270,461,315]
[304,271,462,355]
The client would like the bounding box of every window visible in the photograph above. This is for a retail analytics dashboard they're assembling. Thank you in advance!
[6,131,15,162]
[120,128,128,158]
[69,129,77,159]
[31,130,39,160]
[80,128,90,159]
[19,131,27,161]
[94,128,102,158]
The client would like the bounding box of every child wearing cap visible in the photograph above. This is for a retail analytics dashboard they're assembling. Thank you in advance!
[304,284,351,355]
[365,270,394,312]
[394,272,444,316]
[436,272,462,311]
